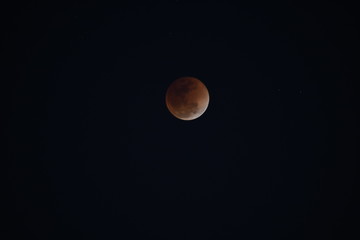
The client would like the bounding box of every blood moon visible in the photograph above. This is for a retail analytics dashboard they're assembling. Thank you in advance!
[165,77,209,120]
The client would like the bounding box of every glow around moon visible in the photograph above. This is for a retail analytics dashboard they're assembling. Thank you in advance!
[165,77,209,120]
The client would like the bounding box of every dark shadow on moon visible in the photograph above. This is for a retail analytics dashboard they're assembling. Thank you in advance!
[170,78,198,108]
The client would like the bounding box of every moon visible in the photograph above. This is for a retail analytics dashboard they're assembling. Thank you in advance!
[166,77,210,120]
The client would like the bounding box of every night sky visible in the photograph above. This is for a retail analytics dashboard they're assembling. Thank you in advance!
[5,1,359,239]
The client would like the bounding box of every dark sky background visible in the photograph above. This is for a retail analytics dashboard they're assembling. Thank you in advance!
[5,1,359,239]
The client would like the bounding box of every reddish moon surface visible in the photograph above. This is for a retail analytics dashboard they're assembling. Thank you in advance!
[166,77,209,120]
